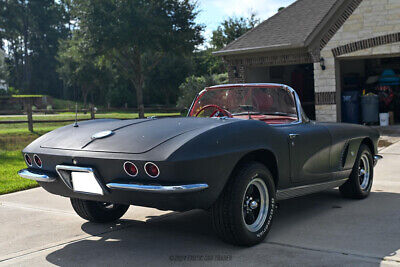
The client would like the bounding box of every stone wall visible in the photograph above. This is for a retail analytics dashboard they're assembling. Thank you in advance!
[315,0,400,122]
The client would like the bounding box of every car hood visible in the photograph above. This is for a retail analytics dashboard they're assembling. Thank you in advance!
[39,117,226,154]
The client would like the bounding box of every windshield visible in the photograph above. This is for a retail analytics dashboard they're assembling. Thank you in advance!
[189,85,299,124]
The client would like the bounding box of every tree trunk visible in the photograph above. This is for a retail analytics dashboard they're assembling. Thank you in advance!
[129,76,144,118]
[90,92,95,119]
[164,87,170,106]
[132,48,145,118]
[82,86,88,109]
[134,77,145,118]
[90,104,95,120]
[115,48,145,118]
[22,2,30,93]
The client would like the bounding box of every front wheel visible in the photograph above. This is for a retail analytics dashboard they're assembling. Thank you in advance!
[70,198,129,223]
[211,162,276,246]
[339,144,374,199]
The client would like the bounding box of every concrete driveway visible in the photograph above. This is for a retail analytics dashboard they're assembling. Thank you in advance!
[1,144,400,266]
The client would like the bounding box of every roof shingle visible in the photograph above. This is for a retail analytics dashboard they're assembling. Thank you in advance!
[216,0,343,55]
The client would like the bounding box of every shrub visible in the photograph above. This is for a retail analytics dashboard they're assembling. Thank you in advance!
[8,87,20,95]
[0,89,8,96]
[176,73,228,109]
[106,87,135,108]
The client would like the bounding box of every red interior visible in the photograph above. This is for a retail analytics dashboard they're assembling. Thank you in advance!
[233,115,297,125]
[189,85,298,125]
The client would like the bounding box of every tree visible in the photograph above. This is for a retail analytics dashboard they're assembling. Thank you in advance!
[211,14,260,49]
[0,0,68,96]
[57,33,111,107]
[73,0,203,118]
[145,53,193,106]
[0,50,8,82]
[192,49,226,76]
[176,73,228,109]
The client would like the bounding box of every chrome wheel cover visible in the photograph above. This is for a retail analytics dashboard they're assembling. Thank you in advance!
[242,177,269,232]
[359,154,371,190]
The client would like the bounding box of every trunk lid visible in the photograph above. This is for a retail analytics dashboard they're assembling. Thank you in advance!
[41,117,220,154]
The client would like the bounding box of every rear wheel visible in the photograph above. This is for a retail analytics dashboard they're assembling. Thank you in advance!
[339,144,373,199]
[211,162,276,246]
[70,198,129,223]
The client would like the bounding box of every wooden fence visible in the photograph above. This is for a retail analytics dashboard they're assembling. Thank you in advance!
[0,105,182,132]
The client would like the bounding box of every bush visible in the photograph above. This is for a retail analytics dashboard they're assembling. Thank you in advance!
[52,98,80,109]
[7,87,20,95]
[176,73,228,109]
[0,89,8,96]
[106,87,135,108]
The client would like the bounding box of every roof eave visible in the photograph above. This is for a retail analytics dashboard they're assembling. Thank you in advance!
[213,43,304,56]
[303,0,346,48]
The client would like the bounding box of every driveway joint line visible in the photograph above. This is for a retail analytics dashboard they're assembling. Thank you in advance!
[0,202,76,215]
[266,241,400,263]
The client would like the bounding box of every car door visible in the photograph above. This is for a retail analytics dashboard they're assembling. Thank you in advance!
[279,121,332,183]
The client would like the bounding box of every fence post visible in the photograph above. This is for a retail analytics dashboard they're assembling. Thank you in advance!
[90,104,95,120]
[26,98,33,132]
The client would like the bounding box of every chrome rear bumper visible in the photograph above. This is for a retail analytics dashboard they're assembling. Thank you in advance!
[374,155,383,167]
[18,169,56,182]
[18,168,208,193]
[106,183,209,193]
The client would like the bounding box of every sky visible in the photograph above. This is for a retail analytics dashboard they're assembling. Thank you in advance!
[196,0,296,43]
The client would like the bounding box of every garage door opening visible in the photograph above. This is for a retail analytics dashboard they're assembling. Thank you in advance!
[340,56,400,124]
[245,63,315,120]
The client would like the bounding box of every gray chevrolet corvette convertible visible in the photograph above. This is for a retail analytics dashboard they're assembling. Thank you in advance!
[18,83,382,246]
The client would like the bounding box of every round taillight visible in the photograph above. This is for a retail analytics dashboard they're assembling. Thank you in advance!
[33,154,42,168]
[124,162,138,177]
[24,154,32,166]
[145,162,159,178]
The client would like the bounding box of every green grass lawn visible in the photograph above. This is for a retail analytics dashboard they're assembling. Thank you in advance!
[0,150,38,195]
[0,133,40,195]
[0,112,180,195]
[0,112,180,121]
[0,112,180,135]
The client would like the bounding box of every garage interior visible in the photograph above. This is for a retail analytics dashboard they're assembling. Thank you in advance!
[245,64,316,120]
[339,56,400,125]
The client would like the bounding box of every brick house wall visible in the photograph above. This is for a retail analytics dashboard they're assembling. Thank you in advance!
[315,0,400,122]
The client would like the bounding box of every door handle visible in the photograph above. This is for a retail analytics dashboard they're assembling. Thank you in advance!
[289,134,299,147]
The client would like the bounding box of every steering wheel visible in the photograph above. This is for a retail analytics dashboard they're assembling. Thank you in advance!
[194,104,233,118]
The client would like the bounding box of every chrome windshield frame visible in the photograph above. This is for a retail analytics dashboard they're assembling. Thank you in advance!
[188,83,304,125]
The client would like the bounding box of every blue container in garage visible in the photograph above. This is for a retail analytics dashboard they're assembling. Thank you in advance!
[342,91,360,124]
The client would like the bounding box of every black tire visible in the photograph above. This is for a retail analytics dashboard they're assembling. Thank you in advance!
[70,198,129,223]
[339,144,373,199]
[211,162,276,246]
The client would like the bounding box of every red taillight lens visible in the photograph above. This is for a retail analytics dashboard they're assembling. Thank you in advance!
[124,162,138,177]
[34,154,42,168]
[25,154,32,166]
[145,162,159,178]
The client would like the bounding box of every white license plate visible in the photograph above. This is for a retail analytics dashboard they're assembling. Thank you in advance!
[71,171,104,195]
